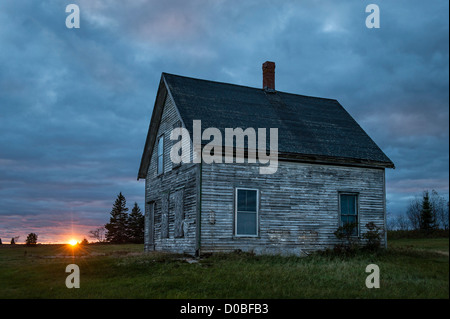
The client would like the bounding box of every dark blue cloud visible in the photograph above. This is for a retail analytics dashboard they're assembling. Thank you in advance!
[0,0,448,242]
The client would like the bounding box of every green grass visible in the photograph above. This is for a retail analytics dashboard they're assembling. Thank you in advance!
[0,239,448,299]
[388,237,449,254]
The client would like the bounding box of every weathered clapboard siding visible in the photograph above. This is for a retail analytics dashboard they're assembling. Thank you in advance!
[200,160,385,255]
[145,163,198,254]
[147,94,178,176]
[139,72,394,257]
[144,94,198,255]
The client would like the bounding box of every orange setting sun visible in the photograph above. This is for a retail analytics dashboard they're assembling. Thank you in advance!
[68,239,78,246]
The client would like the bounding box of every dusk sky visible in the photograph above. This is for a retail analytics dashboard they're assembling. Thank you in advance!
[0,1,448,243]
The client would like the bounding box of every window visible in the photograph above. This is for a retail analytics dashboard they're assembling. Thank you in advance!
[339,193,358,235]
[235,188,258,236]
[157,135,164,175]
[172,121,182,168]
[174,189,184,238]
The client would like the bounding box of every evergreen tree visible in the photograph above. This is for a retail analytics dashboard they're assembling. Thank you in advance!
[420,191,436,232]
[105,192,129,243]
[127,202,145,243]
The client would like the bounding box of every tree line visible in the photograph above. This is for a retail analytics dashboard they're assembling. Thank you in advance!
[387,189,449,232]
[0,234,39,246]
[1,193,144,246]
[100,192,144,244]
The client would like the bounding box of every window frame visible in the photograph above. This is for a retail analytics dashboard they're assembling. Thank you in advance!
[157,134,164,176]
[338,192,359,237]
[172,121,182,169]
[234,187,259,237]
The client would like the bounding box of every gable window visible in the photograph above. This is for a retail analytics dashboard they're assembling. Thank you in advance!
[339,193,358,235]
[172,121,182,169]
[235,188,258,236]
[157,135,164,175]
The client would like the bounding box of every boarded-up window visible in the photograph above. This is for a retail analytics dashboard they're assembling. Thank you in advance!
[174,189,184,238]
[161,193,169,238]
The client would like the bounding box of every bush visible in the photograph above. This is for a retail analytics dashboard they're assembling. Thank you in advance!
[362,222,383,251]
[332,222,385,255]
[333,222,359,254]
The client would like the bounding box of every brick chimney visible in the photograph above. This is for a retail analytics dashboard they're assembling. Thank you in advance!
[262,61,275,92]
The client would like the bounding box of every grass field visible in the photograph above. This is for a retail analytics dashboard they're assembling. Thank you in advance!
[0,238,448,299]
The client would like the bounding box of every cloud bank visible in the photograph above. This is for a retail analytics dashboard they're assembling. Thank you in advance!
[0,0,448,242]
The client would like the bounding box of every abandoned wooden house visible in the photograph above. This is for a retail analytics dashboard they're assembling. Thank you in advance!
[137,61,395,256]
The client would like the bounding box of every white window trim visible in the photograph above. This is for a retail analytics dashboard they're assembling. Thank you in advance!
[235,187,259,237]
[157,134,164,176]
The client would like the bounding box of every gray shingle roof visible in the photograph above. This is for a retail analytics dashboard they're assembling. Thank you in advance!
[162,73,394,168]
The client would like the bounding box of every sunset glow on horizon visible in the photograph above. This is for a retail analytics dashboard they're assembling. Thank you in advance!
[68,239,78,246]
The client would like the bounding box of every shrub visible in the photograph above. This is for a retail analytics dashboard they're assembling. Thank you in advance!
[333,222,359,254]
[362,222,383,251]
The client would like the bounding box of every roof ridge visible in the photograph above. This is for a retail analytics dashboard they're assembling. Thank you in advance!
[162,72,339,103]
